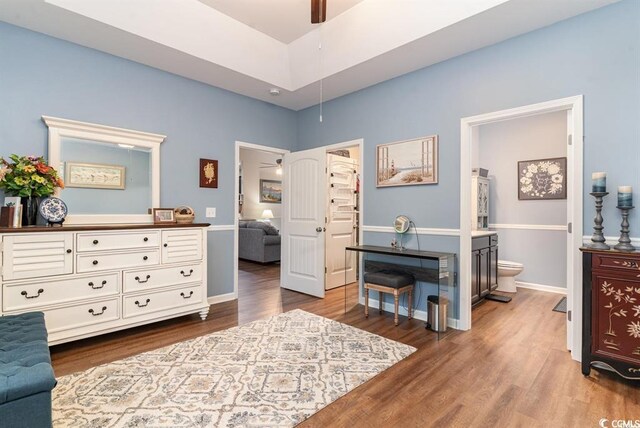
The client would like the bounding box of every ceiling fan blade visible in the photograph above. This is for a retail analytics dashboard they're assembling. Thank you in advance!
[311,0,326,24]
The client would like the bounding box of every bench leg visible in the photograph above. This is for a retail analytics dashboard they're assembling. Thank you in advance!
[394,292,399,326]
[365,286,369,318]
[408,288,413,320]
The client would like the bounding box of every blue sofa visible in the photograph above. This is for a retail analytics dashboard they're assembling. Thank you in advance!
[0,312,56,428]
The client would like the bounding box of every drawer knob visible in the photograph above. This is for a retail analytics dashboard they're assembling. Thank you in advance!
[164,243,168,248]
[135,275,151,284]
[180,291,194,299]
[88,280,107,289]
[21,289,44,299]
[66,249,72,254]
[143,256,148,261]
[88,306,107,316]
[180,269,194,277]
[135,299,151,308]
[93,240,99,245]
[143,237,149,242]
[92,260,99,265]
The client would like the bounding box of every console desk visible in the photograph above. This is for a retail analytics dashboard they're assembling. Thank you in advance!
[0,223,210,345]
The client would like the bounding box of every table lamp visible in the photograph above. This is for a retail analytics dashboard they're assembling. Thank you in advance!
[261,209,274,223]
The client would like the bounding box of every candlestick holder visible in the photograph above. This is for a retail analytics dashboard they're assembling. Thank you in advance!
[614,205,635,252]
[589,192,610,250]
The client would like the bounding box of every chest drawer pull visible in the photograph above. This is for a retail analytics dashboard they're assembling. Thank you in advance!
[92,260,99,265]
[135,275,151,283]
[180,269,194,277]
[143,256,148,261]
[164,243,168,247]
[66,249,72,254]
[93,239,99,245]
[143,237,149,242]
[88,280,107,289]
[21,289,44,299]
[135,299,151,308]
[88,306,107,316]
[180,291,194,299]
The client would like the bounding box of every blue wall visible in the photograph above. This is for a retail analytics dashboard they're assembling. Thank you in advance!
[0,22,298,297]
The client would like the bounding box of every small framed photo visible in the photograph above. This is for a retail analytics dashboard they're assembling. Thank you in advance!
[153,208,176,223]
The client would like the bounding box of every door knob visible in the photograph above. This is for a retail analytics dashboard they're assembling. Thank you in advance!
[316,227,323,232]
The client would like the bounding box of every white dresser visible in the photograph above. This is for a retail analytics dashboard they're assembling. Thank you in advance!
[0,224,209,345]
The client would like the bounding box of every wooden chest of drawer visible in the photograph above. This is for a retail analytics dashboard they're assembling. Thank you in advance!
[77,231,159,252]
[35,298,120,335]
[123,285,202,319]
[77,250,159,273]
[123,264,202,293]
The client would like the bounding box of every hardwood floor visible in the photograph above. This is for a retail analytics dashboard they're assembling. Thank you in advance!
[50,260,639,427]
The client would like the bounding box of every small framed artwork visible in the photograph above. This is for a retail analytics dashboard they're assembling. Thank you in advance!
[65,162,126,190]
[518,157,567,200]
[260,179,282,203]
[376,135,438,187]
[153,208,176,223]
[200,158,218,188]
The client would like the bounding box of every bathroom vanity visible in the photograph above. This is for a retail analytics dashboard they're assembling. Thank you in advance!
[471,232,498,304]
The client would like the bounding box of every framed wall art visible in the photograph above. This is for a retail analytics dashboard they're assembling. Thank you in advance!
[518,157,567,200]
[65,162,126,190]
[260,179,282,203]
[376,135,438,187]
[200,158,218,188]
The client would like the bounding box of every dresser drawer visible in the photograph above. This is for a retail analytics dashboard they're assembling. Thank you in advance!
[123,264,203,293]
[77,231,159,252]
[3,273,119,312]
[123,285,202,319]
[36,298,120,334]
[592,253,640,276]
[77,250,159,273]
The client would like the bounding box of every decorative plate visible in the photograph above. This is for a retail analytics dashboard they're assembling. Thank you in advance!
[39,197,68,223]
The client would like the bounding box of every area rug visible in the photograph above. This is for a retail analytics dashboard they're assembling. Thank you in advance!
[52,309,416,427]
[552,296,567,313]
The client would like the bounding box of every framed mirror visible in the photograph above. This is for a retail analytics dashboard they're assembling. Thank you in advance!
[394,215,411,234]
[43,116,165,224]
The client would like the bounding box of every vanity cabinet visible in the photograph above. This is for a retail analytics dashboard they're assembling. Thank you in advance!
[0,224,210,345]
[581,249,640,380]
[472,234,498,305]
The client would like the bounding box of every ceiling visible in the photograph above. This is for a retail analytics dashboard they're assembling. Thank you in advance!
[0,0,620,111]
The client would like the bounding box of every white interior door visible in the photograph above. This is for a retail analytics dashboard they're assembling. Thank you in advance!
[281,147,326,298]
[326,154,358,289]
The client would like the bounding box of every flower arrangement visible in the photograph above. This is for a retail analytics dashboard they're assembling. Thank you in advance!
[0,154,64,197]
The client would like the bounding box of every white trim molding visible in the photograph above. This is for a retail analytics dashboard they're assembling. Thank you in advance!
[490,223,567,231]
[516,281,567,295]
[207,225,235,232]
[362,225,460,236]
[207,291,237,305]
[582,235,640,247]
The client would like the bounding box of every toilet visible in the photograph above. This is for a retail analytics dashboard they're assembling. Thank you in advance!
[497,260,524,293]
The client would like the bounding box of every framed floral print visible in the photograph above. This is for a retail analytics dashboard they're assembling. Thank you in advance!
[518,157,567,200]
[199,158,218,188]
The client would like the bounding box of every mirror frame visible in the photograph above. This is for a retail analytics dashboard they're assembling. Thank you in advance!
[43,116,165,224]
[394,215,411,234]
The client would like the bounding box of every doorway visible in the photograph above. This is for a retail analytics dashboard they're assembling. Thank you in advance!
[280,139,364,298]
[460,96,583,360]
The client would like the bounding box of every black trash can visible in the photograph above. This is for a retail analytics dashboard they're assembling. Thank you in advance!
[427,295,448,332]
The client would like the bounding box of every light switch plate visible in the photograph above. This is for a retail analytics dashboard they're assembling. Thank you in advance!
[206,207,216,218]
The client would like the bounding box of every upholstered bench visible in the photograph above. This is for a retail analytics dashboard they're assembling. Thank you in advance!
[364,270,415,326]
[0,312,56,428]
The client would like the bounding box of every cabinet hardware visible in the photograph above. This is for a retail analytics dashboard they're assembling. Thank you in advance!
[135,299,151,308]
[135,275,151,284]
[143,237,149,242]
[164,243,168,247]
[180,269,194,277]
[21,289,44,299]
[88,280,107,289]
[92,260,98,265]
[180,291,194,299]
[143,256,148,261]
[66,249,72,254]
[93,240,99,245]
[88,306,107,316]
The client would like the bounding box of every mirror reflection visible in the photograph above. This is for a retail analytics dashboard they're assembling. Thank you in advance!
[394,215,411,234]
[59,137,152,214]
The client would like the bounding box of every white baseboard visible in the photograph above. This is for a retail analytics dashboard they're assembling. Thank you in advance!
[207,292,237,305]
[359,296,460,330]
[515,281,567,295]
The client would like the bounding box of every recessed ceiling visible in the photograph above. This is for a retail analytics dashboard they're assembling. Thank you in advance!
[0,0,620,110]
[198,0,365,43]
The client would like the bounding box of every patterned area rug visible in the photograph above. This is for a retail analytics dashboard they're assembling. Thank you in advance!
[52,309,416,427]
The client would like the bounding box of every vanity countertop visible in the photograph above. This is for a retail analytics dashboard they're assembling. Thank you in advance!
[471,230,497,237]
